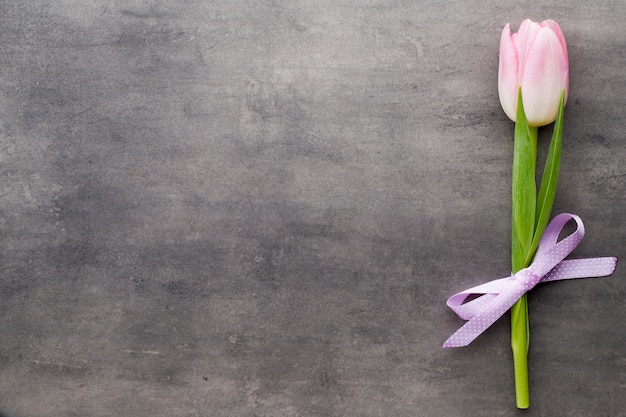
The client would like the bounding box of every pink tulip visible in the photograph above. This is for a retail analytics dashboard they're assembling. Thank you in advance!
[498,19,569,127]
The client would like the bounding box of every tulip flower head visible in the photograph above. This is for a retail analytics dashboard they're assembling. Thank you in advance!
[498,19,569,127]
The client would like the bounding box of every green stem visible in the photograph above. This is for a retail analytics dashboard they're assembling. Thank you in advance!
[509,89,565,409]
[511,294,530,409]
[511,88,537,409]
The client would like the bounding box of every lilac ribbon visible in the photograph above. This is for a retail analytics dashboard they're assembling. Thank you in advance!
[443,213,617,348]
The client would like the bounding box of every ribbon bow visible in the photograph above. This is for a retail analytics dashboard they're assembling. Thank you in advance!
[443,213,617,348]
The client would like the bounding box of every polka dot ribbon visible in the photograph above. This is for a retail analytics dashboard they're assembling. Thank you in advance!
[443,213,617,348]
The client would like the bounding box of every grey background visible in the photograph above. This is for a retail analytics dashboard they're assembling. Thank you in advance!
[1,1,624,416]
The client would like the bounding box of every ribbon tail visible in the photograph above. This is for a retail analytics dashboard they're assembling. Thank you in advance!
[443,283,525,348]
[542,257,618,283]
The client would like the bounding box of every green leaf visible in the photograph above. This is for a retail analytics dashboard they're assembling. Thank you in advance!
[525,90,566,266]
[511,88,537,273]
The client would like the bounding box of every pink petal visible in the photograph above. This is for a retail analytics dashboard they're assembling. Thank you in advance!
[514,19,541,74]
[498,23,519,122]
[520,28,566,126]
[541,19,569,101]
[541,19,568,62]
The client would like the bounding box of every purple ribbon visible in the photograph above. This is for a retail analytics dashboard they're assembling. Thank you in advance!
[443,213,617,348]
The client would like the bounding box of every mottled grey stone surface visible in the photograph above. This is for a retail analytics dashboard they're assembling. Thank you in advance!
[0,1,624,416]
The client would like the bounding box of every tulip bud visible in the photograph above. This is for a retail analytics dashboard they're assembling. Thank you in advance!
[498,19,569,127]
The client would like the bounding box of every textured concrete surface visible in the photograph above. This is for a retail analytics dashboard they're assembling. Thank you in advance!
[0,1,624,416]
